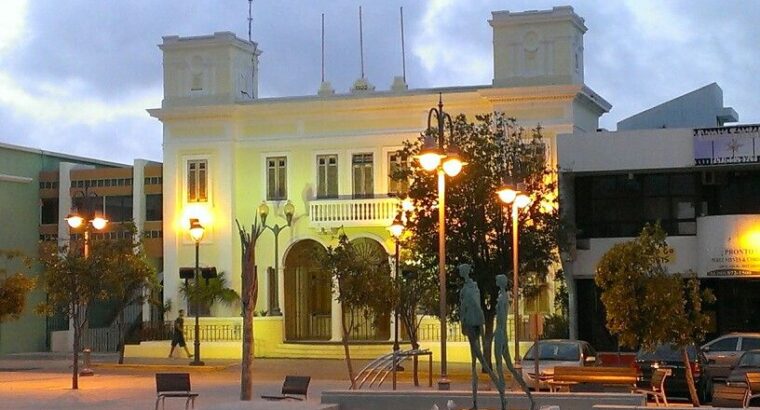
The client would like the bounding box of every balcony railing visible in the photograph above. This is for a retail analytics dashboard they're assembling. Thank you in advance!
[309,197,398,228]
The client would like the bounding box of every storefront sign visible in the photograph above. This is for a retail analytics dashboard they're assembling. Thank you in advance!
[697,215,760,278]
[694,124,760,165]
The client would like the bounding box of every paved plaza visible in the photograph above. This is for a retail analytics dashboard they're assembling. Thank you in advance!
[0,353,506,410]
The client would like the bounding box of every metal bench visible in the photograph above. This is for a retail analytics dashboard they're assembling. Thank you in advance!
[261,375,311,400]
[712,383,746,408]
[634,368,671,406]
[744,372,760,408]
[155,373,198,410]
[549,366,638,392]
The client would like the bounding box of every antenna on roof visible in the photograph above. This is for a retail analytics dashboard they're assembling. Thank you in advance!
[359,6,365,79]
[248,0,253,42]
[400,7,406,82]
[321,13,325,83]
[245,0,257,99]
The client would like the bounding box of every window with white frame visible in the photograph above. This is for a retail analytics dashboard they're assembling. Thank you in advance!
[317,154,338,199]
[352,153,373,199]
[267,156,288,200]
[387,151,409,196]
[187,159,208,203]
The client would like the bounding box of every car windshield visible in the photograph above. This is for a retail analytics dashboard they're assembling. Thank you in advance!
[636,344,697,361]
[524,342,580,361]
[739,352,760,368]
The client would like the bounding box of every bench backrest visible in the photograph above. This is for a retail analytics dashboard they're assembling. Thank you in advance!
[281,375,310,396]
[650,368,671,391]
[156,373,192,393]
[553,366,638,383]
[746,372,760,394]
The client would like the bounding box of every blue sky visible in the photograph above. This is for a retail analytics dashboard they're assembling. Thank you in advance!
[0,0,757,164]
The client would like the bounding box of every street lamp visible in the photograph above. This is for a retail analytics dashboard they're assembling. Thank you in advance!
[416,94,465,390]
[65,187,108,382]
[388,212,405,390]
[188,218,205,366]
[257,200,295,316]
[496,181,532,365]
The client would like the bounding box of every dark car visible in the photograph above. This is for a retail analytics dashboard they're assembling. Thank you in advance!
[725,349,760,388]
[634,344,709,404]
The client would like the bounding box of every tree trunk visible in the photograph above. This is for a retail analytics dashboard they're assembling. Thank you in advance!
[342,313,356,389]
[117,309,125,364]
[681,347,700,407]
[483,313,495,372]
[72,305,80,390]
[240,242,257,400]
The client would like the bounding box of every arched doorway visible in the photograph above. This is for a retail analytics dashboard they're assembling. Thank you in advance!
[283,239,332,341]
[345,237,391,340]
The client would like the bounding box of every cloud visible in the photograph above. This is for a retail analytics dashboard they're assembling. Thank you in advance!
[0,0,759,165]
[0,0,27,55]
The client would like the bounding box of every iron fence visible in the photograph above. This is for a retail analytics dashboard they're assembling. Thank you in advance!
[138,321,243,342]
[418,317,533,343]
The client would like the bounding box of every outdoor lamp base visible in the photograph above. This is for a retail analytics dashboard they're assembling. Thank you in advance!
[437,378,451,391]
[189,360,205,366]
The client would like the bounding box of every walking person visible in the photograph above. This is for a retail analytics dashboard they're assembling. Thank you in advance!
[169,309,193,358]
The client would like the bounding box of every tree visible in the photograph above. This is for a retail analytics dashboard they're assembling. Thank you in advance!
[179,272,240,314]
[397,113,559,365]
[37,222,156,388]
[0,250,36,324]
[236,217,264,401]
[320,232,395,388]
[98,224,158,364]
[595,223,714,406]
[395,258,438,385]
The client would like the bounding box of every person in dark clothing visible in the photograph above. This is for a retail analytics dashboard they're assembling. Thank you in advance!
[169,309,193,358]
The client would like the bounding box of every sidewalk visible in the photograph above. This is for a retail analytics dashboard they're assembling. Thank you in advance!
[0,353,505,410]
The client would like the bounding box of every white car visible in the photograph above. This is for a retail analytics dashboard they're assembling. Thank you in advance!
[520,339,599,390]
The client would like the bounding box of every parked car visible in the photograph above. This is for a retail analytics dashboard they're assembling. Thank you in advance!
[725,349,760,388]
[634,344,709,404]
[702,333,760,382]
[521,339,598,390]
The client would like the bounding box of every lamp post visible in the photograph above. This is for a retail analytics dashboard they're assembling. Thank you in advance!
[257,200,295,316]
[188,218,205,366]
[416,94,465,390]
[496,182,531,366]
[388,213,405,390]
[65,187,108,383]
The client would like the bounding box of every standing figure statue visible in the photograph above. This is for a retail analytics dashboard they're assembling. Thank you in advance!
[458,263,504,410]
[495,274,535,410]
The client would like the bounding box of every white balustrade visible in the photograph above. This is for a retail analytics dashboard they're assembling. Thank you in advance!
[309,197,398,228]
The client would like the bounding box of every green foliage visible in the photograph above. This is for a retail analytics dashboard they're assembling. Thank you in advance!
[595,223,715,351]
[0,250,36,323]
[320,232,395,335]
[180,272,240,311]
[397,113,559,324]
[541,313,569,339]
[37,222,157,320]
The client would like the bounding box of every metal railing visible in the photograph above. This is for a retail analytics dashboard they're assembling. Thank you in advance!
[418,317,533,343]
[309,197,398,228]
[138,321,243,342]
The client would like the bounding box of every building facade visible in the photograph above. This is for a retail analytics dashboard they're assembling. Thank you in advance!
[146,6,611,359]
[0,141,162,353]
[558,88,759,350]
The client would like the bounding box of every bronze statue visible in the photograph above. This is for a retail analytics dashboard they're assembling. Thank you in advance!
[458,263,504,410]
[495,274,535,410]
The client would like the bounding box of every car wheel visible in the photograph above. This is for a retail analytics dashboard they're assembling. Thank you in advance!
[700,378,713,404]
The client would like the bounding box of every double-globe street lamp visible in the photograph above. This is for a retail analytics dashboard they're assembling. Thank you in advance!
[388,212,405,390]
[496,181,532,366]
[257,200,295,316]
[65,187,109,381]
[188,218,205,366]
[416,95,465,390]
